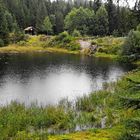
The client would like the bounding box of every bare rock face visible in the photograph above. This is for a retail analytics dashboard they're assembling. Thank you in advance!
[78,40,91,49]
[78,39,98,55]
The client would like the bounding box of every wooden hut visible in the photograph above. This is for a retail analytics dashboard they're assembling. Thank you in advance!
[24,26,36,35]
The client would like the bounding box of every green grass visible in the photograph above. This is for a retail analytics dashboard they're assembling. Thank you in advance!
[95,52,118,59]
[49,126,123,140]
[0,45,80,54]
[91,36,125,58]
[0,35,81,55]
[0,35,125,60]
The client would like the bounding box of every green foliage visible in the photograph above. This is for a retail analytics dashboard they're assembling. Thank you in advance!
[0,4,9,45]
[92,37,124,55]
[117,7,135,36]
[14,131,48,140]
[49,31,80,51]
[95,5,109,36]
[9,32,26,43]
[0,101,75,139]
[0,39,4,47]
[72,29,81,37]
[121,30,140,61]
[137,24,140,32]
[116,70,140,140]
[64,7,95,35]
[43,16,53,35]
[0,0,139,37]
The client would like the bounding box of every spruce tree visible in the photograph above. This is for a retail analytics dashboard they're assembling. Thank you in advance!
[0,4,9,45]
[95,5,109,35]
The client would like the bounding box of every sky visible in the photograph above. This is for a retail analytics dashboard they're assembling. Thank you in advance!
[51,0,136,8]
[119,0,135,8]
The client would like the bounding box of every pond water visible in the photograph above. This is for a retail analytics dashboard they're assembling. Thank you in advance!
[0,53,134,106]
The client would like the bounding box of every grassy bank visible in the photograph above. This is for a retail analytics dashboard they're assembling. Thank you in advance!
[0,45,80,54]
[91,36,124,59]
[0,35,124,60]
[0,34,81,55]
[49,126,123,140]
[95,52,118,59]
[0,67,139,139]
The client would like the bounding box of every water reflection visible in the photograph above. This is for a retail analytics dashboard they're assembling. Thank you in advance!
[0,53,134,105]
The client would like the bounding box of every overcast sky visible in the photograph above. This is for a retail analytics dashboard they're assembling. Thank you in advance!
[119,0,135,7]
[53,0,136,8]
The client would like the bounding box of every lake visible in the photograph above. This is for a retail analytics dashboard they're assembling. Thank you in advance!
[0,53,134,106]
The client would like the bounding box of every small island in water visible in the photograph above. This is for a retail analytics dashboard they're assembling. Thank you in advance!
[0,0,140,139]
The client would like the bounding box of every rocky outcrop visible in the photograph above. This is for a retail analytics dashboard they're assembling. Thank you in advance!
[78,39,98,55]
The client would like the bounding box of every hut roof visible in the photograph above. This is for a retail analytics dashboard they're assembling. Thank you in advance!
[24,26,35,31]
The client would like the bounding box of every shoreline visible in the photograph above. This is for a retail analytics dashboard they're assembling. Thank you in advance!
[0,45,118,60]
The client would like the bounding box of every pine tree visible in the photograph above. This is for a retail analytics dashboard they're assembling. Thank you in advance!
[0,3,9,45]
[95,5,109,35]
[106,0,118,34]
[93,0,102,12]
[43,16,53,35]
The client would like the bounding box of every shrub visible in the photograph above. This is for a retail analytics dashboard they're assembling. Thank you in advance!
[72,29,81,37]
[55,31,69,42]
[112,30,119,37]
[9,32,26,43]
[121,30,140,61]
[0,39,4,47]
[48,31,80,51]
[17,41,27,46]
[65,41,80,51]
[136,24,140,32]
[39,35,49,41]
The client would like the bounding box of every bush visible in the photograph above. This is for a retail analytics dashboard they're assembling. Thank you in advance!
[9,32,26,43]
[121,30,140,61]
[65,41,80,51]
[72,29,81,37]
[137,24,140,32]
[17,41,27,46]
[39,35,49,41]
[55,31,69,42]
[0,39,4,47]
[49,31,80,51]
